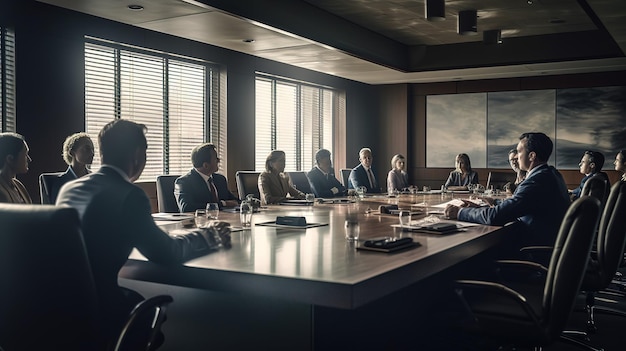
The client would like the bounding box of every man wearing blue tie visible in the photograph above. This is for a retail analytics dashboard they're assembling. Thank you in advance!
[175,143,239,212]
[348,147,381,193]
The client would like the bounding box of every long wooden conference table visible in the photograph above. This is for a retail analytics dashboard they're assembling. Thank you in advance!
[119,192,517,350]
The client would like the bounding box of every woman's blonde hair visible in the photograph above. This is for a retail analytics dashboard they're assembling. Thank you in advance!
[455,153,472,173]
[390,154,405,170]
[265,150,285,172]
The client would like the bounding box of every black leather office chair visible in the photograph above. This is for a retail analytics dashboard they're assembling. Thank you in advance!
[38,171,64,204]
[455,196,602,350]
[156,175,180,213]
[340,168,351,189]
[0,204,173,351]
[581,173,610,211]
[236,171,261,200]
[579,180,626,333]
[287,171,312,194]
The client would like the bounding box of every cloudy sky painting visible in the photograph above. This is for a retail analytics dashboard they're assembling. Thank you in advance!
[556,86,626,169]
[487,90,556,168]
[427,93,486,168]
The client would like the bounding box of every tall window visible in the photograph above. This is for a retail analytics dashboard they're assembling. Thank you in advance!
[255,74,337,171]
[84,38,225,181]
[1,27,16,132]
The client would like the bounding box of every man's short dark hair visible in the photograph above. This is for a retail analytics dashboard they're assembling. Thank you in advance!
[519,132,553,162]
[0,133,26,168]
[191,143,217,168]
[584,150,605,171]
[315,149,331,165]
[98,119,147,168]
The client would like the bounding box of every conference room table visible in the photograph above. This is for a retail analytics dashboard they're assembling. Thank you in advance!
[120,191,517,350]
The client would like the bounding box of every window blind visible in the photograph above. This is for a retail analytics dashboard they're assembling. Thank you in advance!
[255,74,339,172]
[1,27,16,132]
[85,39,221,181]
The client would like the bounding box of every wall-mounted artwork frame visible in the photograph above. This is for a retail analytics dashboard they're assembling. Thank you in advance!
[426,86,626,170]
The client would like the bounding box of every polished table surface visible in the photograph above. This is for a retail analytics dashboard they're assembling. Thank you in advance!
[120,193,510,309]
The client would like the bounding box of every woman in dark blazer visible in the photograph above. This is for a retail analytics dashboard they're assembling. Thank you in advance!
[444,153,478,191]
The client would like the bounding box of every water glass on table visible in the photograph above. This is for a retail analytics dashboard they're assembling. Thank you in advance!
[206,202,219,220]
[240,201,253,227]
[194,209,209,228]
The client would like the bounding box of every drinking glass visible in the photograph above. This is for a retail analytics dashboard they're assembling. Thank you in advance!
[240,201,253,227]
[206,203,219,220]
[345,219,360,242]
[399,210,411,227]
[194,209,208,228]
[356,186,367,199]
[305,193,315,202]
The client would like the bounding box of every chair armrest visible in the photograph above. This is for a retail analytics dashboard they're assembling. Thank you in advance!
[519,246,553,253]
[455,279,540,325]
[113,295,174,351]
[494,259,548,284]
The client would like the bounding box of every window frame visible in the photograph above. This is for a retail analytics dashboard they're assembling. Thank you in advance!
[84,37,226,180]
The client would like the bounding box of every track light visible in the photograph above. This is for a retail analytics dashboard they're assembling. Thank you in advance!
[458,10,478,35]
[483,29,502,44]
[425,0,446,22]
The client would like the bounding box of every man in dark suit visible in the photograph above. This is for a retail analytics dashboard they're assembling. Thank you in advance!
[307,149,346,198]
[174,143,239,212]
[56,120,231,344]
[348,147,380,193]
[445,132,570,247]
[570,150,608,200]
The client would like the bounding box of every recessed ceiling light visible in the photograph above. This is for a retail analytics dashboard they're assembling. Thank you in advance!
[242,39,255,43]
[128,4,144,11]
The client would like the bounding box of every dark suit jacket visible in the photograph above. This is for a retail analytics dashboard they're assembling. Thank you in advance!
[56,165,212,331]
[49,166,78,205]
[307,166,346,198]
[348,164,380,193]
[174,169,238,212]
[458,164,570,247]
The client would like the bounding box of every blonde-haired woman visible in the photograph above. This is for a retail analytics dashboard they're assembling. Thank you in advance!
[387,154,409,192]
[444,153,478,191]
[258,150,305,204]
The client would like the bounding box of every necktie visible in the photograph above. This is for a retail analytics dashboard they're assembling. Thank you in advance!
[208,177,219,203]
[367,168,376,189]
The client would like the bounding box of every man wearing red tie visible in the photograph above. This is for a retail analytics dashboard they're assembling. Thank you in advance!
[175,143,239,212]
[348,147,381,193]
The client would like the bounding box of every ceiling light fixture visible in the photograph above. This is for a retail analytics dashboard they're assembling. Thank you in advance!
[425,0,446,22]
[127,4,144,11]
[242,39,255,43]
[483,29,502,44]
[458,10,477,35]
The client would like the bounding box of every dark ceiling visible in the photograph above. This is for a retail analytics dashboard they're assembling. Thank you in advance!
[38,0,626,84]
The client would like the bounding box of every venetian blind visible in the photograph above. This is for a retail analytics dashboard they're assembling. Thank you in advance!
[85,39,221,181]
[254,74,338,172]
[1,27,16,132]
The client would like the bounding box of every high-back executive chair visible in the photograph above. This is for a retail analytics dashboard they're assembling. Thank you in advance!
[287,171,312,194]
[38,171,64,204]
[455,196,602,351]
[581,173,610,212]
[0,204,172,351]
[236,171,261,200]
[156,175,180,213]
[579,180,626,333]
[340,169,351,189]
